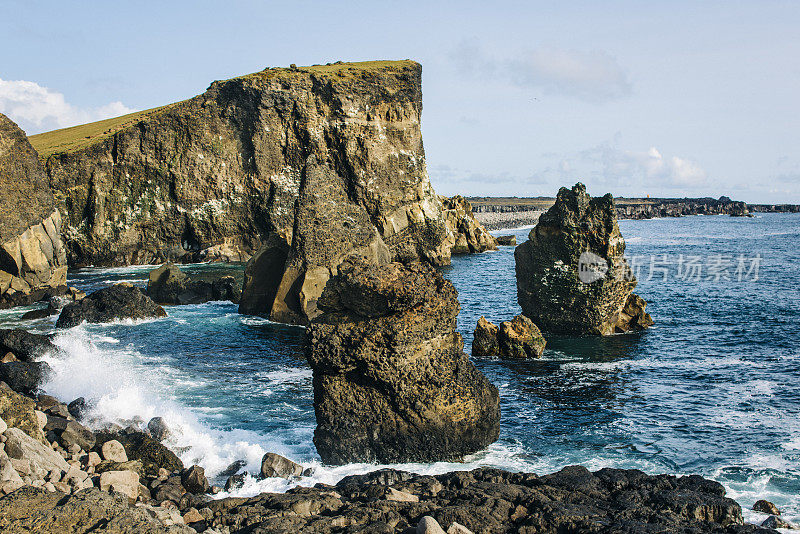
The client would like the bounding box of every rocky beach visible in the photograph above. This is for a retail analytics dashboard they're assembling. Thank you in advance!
[0,58,797,534]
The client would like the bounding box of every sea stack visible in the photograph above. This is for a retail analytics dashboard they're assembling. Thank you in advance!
[306,259,500,464]
[0,114,68,303]
[515,183,653,335]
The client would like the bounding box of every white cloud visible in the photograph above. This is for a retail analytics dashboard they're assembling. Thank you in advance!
[0,78,135,134]
[508,48,632,102]
[451,40,632,103]
[639,146,708,186]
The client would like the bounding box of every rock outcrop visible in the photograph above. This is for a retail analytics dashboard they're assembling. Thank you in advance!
[440,195,496,254]
[56,284,167,328]
[515,183,653,335]
[146,263,240,305]
[202,466,768,533]
[32,62,456,289]
[471,315,546,358]
[306,259,500,464]
[0,114,67,303]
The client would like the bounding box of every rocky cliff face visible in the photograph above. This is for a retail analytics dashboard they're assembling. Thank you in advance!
[440,195,496,254]
[515,183,652,335]
[306,259,500,464]
[33,61,455,275]
[0,114,67,301]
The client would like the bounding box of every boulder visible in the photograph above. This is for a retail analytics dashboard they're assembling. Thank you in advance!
[0,329,55,362]
[0,382,46,441]
[495,235,516,246]
[3,427,70,474]
[307,259,500,464]
[101,439,129,463]
[57,420,96,451]
[762,515,797,530]
[146,263,240,305]
[56,284,167,328]
[515,183,653,335]
[260,452,303,478]
[440,196,497,254]
[0,361,50,396]
[472,316,499,357]
[146,416,170,441]
[418,516,446,534]
[94,430,183,478]
[0,114,68,303]
[498,315,546,359]
[181,465,210,494]
[67,397,87,419]
[753,499,780,515]
[99,470,141,500]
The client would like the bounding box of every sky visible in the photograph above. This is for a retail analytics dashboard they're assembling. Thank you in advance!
[2,1,799,203]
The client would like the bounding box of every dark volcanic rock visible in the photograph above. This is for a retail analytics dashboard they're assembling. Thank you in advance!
[441,195,497,254]
[307,259,500,464]
[146,262,240,305]
[56,283,167,328]
[753,499,780,515]
[472,316,500,357]
[202,465,772,533]
[0,328,55,361]
[94,429,184,478]
[515,183,653,335]
[0,361,50,396]
[0,114,68,301]
[496,234,517,246]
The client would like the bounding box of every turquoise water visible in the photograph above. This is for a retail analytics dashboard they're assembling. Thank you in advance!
[2,213,798,525]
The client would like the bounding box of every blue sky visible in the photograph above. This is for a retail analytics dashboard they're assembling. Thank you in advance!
[2,0,798,203]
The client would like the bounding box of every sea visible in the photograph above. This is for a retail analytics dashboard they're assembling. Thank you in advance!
[1,213,797,527]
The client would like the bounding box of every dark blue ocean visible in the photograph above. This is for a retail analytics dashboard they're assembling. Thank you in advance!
[1,213,797,526]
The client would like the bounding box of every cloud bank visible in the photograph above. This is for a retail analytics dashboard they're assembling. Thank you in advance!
[452,40,632,103]
[0,78,135,134]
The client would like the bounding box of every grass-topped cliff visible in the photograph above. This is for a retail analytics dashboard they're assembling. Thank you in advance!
[29,60,416,158]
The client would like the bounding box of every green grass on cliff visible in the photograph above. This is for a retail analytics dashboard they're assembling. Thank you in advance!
[28,60,416,158]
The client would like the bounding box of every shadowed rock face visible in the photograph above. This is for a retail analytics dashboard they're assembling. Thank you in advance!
[515,183,652,335]
[306,259,500,464]
[440,195,497,254]
[0,114,67,300]
[56,284,167,328]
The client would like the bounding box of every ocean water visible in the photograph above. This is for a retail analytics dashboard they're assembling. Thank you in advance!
[2,213,798,526]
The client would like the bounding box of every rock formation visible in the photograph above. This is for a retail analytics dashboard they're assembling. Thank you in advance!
[146,263,240,305]
[472,315,546,358]
[0,114,68,303]
[306,259,500,464]
[440,195,496,254]
[56,284,167,328]
[515,183,653,335]
[32,62,455,275]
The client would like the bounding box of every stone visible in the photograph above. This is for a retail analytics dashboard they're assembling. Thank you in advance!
[99,470,141,500]
[417,516,446,534]
[3,427,70,474]
[183,507,204,524]
[224,473,246,492]
[0,382,47,442]
[495,235,516,246]
[101,439,128,463]
[498,315,546,359]
[34,410,46,430]
[385,487,418,502]
[146,263,240,305]
[0,361,51,396]
[0,329,56,362]
[153,482,185,503]
[67,397,87,419]
[56,284,167,328]
[0,448,24,487]
[93,430,183,478]
[1,352,16,363]
[472,316,499,357]
[307,259,500,464]
[95,460,144,476]
[85,451,101,467]
[615,292,654,332]
[762,515,798,530]
[147,416,170,441]
[440,196,497,254]
[447,523,474,534]
[515,183,653,335]
[0,486,194,532]
[260,452,304,478]
[58,420,96,451]
[0,416,6,434]
[753,499,780,515]
[181,465,210,494]
[0,114,67,300]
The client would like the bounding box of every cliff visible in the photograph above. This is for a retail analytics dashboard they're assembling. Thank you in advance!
[0,114,67,300]
[31,61,455,268]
